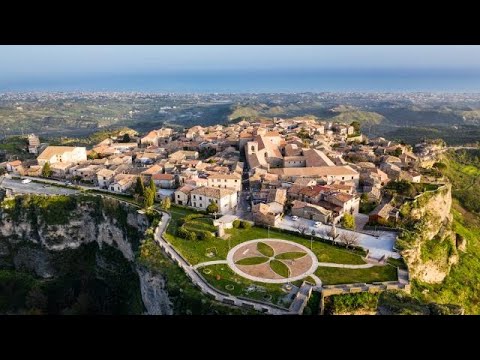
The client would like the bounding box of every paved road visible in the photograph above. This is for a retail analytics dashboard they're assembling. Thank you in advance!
[0,176,79,196]
[278,215,399,259]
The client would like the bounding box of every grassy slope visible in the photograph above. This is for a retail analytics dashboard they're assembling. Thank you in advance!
[411,149,480,314]
[315,266,397,285]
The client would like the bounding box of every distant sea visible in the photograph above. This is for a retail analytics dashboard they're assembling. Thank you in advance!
[3,69,480,93]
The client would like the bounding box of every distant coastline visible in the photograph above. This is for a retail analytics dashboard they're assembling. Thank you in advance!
[2,69,480,93]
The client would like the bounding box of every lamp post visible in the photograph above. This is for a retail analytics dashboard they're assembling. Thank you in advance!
[267,225,270,238]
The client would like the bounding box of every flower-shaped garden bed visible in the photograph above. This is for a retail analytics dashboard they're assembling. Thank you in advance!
[227,239,318,283]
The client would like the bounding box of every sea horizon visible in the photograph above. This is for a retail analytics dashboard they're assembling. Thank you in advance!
[2,68,480,93]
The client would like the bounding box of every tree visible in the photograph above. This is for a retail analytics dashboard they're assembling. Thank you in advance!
[148,178,156,194]
[350,121,361,133]
[341,213,355,230]
[0,167,6,176]
[41,162,52,178]
[206,202,219,214]
[122,133,131,143]
[433,162,447,170]
[143,187,155,208]
[295,223,308,235]
[338,232,359,249]
[134,177,145,195]
[87,151,99,160]
[160,196,171,211]
[393,147,403,157]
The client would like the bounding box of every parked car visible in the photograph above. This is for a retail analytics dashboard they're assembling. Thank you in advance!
[291,215,299,221]
[21,179,32,184]
[314,221,322,227]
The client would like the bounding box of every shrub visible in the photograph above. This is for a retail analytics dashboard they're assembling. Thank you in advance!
[240,220,252,229]
[233,219,241,228]
[186,231,197,241]
[184,213,205,221]
[341,213,355,230]
[177,227,189,239]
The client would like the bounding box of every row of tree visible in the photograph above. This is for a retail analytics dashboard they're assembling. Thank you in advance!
[134,177,157,208]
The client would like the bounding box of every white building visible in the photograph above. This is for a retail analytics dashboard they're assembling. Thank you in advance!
[37,146,87,166]
[190,186,238,214]
[207,172,242,192]
[96,168,115,188]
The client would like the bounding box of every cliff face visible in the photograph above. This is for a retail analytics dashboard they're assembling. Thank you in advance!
[398,184,458,283]
[0,194,173,315]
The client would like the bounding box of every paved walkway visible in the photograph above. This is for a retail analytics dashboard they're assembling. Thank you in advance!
[278,215,400,259]
[316,262,375,269]
[193,260,228,269]
[153,214,292,315]
[309,274,322,287]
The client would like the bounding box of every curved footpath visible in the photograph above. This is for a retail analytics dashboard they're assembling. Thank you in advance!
[152,212,293,315]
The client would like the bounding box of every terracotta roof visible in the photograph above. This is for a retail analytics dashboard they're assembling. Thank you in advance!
[38,146,84,160]
[208,172,241,180]
[190,186,236,199]
[303,149,336,167]
[293,178,317,186]
[252,203,272,214]
[153,173,175,181]
[291,200,331,216]
[141,164,163,175]
[269,165,358,177]
[7,160,22,166]
[330,192,354,203]
[176,185,195,194]
[96,168,115,177]
[299,185,330,198]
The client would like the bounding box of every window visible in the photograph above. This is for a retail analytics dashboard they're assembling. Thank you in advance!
[224,179,227,182]
[199,196,202,200]
[177,194,180,198]
[194,202,197,207]
[251,145,255,152]
[215,200,218,203]
[351,176,354,179]
[199,204,202,207]
[193,195,196,199]
[235,180,238,182]
[342,177,344,180]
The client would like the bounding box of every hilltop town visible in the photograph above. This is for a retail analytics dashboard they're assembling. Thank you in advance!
[1,116,462,315]
[1,117,447,253]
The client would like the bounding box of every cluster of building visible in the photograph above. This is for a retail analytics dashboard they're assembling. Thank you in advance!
[1,116,436,228]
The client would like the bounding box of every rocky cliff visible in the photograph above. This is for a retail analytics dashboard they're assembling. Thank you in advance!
[0,194,173,315]
[397,184,458,283]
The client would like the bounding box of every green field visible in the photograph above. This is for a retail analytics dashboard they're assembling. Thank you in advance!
[315,266,398,285]
[200,264,290,307]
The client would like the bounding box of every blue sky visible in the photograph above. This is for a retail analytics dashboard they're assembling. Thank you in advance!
[2,46,480,92]
[2,45,480,78]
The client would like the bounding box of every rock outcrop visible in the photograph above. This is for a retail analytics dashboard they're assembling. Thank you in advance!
[0,194,172,314]
[398,184,457,283]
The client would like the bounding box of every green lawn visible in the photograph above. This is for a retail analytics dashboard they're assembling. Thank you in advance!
[236,257,268,265]
[270,260,290,277]
[257,242,274,257]
[164,206,367,266]
[275,252,306,260]
[200,264,291,307]
[315,265,398,285]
